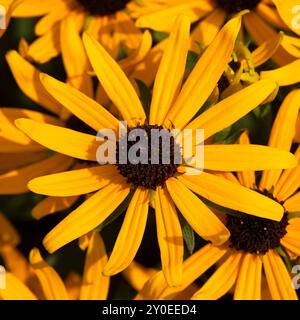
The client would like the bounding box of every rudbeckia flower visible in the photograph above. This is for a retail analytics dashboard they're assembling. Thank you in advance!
[0,230,110,300]
[0,30,150,218]
[1,0,156,63]
[135,0,300,66]
[16,16,297,288]
[138,89,300,300]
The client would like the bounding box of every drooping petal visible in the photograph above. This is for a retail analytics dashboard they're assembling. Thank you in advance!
[234,253,262,300]
[166,178,230,245]
[80,232,110,300]
[178,172,284,221]
[263,249,298,300]
[192,251,242,300]
[43,179,130,253]
[154,186,183,287]
[29,248,69,300]
[103,188,149,276]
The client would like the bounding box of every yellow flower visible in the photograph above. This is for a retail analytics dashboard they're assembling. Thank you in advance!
[0,229,110,300]
[1,0,158,64]
[137,90,300,300]
[0,30,151,219]
[16,16,297,287]
[135,0,300,66]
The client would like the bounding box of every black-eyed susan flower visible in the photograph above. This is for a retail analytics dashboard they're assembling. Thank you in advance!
[2,0,157,64]
[135,0,300,66]
[0,33,150,218]
[0,230,110,300]
[138,89,300,300]
[15,16,298,288]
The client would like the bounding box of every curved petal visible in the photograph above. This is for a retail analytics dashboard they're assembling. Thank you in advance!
[192,251,242,300]
[29,248,68,300]
[80,232,110,300]
[6,51,62,115]
[139,244,227,300]
[43,179,130,253]
[103,188,149,276]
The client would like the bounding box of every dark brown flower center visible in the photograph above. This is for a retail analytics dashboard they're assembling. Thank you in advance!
[77,0,130,16]
[226,191,288,255]
[116,124,180,190]
[217,0,260,14]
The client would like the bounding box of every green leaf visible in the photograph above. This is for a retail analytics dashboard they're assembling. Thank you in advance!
[135,79,152,118]
[179,214,195,255]
[99,190,134,230]
[152,30,168,43]
[185,51,200,72]
[276,246,293,270]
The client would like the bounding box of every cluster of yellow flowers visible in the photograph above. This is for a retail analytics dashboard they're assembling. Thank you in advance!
[0,0,300,300]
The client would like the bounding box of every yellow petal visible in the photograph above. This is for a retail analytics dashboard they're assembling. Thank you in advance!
[12,0,65,17]
[154,186,183,287]
[164,16,241,129]
[236,131,256,189]
[80,231,110,300]
[178,172,284,221]
[0,154,74,195]
[83,32,146,125]
[260,90,300,192]
[185,79,277,140]
[0,272,37,300]
[32,195,79,220]
[60,14,93,97]
[261,60,300,86]
[103,188,149,276]
[6,51,62,115]
[234,253,262,300]
[166,178,230,245]
[139,244,227,300]
[29,248,69,300]
[43,179,130,253]
[29,165,119,197]
[190,9,226,49]
[15,118,100,161]
[40,73,119,132]
[263,249,298,300]
[192,251,242,300]
[204,144,297,171]
[273,0,300,36]
[0,213,20,246]
[150,15,190,126]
